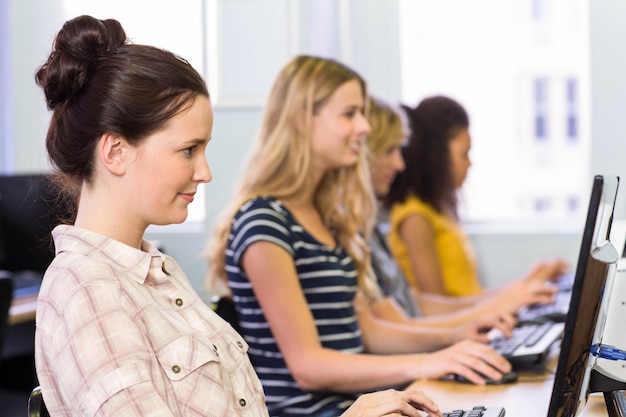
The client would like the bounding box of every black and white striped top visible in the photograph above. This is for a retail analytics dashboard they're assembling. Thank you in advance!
[226,196,363,417]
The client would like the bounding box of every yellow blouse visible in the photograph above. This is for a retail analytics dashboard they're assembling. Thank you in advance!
[388,195,483,296]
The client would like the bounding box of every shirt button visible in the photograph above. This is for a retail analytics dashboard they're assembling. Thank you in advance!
[172,365,181,373]
[237,341,243,349]
[239,398,247,407]
[175,298,183,306]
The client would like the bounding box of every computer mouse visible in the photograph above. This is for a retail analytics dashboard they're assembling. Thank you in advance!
[454,370,518,385]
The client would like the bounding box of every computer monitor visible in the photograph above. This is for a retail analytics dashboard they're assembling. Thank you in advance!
[547,175,621,417]
[0,173,69,274]
[586,217,626,417]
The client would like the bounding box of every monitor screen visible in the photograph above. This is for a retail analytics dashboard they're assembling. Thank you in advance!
[0,173,69,273]
[547,175,620,417]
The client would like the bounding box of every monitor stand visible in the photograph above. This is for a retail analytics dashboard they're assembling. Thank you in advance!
[605,391,626,417]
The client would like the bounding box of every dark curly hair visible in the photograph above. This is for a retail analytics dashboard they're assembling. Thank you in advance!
[385,95,469,219]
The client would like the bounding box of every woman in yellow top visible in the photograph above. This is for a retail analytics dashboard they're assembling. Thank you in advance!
[389,195,482,296]
[385,95,567,303]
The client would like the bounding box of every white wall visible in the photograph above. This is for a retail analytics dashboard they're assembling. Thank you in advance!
[589,0,626,219]
[1,0,623,298]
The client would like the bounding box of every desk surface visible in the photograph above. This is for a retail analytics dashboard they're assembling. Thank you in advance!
[410,371,608,417]
[8,294,37,325]
[2,298,615,416]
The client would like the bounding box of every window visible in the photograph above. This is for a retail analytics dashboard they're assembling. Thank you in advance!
[397,0,590,224]
[531,0,545,21]
[534,197,552,212]
[534,77,549,141]
[566,78,579,141]
[567,195,579,213]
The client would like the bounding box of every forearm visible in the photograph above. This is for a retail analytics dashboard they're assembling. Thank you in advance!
[415,291,486,316]
[291,347,425,393]
[410,309,479,328]
[368,296,415,324]
[358,306,454,353]
[370,291,483,327]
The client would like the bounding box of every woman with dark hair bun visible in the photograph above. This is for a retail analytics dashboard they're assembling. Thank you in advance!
[33,14,443,417]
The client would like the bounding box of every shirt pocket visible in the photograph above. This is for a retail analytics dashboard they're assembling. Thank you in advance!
[156,334,220,381]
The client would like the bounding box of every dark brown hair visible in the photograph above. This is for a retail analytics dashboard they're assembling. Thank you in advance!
[385,95,469,218]
[35,15,209,213]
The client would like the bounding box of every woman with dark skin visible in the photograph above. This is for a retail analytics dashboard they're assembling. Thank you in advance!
[385,95,567,315]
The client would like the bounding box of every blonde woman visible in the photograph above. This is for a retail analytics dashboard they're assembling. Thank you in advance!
[208,56,511,417]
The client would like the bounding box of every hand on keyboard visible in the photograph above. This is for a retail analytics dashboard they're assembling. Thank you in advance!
[486,327,505,342]
[486,259,568,314]
[523,258,571,285]
[341,388,443,417]
[517,290,572,323]
[420,340,512,385]
[490,321,553,356]
[456,313,516,344]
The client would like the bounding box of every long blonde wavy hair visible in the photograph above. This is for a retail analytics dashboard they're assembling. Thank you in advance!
[207,55,381,302]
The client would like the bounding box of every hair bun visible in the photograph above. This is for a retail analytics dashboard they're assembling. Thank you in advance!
[35,15,127,109]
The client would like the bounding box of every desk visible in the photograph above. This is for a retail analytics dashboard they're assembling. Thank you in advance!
[409,372,609,417]
[8,293,37,325]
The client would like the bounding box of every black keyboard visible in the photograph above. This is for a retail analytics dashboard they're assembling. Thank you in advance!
[517,290,572,323]
[443,405,505,417]
[553,270,575,291]
[489,321,564,366]
[605,390,626,416]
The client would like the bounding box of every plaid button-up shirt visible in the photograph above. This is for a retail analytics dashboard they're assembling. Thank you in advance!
[35,225,268,417]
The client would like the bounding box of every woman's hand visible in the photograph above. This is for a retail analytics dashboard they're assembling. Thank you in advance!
[522,258,570,285]
[453,312,517,344]
[486,259,569,313]
[416,339,512,385]
[340,388,442,417]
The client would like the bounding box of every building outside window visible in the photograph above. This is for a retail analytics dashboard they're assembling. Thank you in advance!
[566,77,578,142]
[397,0,590,224]
[534,77,549,142]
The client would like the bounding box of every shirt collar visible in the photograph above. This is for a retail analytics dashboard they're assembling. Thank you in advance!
[52,224,159,285]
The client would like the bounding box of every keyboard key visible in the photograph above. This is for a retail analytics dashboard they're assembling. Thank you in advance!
[523,322,553,347]
[517,290,572,322]
[488,320,564,368]
[443,405,505,417]
[490,322,551,355]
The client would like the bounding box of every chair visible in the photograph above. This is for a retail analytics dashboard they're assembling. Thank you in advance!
[28,385,49,417]
[1,277,33,417]
[0,276,13,352]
